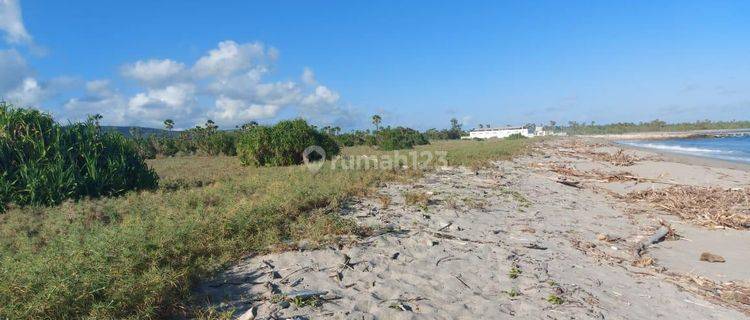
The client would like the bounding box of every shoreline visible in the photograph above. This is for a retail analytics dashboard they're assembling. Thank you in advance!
[613,140,750,172]
[581,128,750,141]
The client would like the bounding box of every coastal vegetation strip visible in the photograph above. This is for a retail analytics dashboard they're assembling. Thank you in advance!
[0,111,529,318]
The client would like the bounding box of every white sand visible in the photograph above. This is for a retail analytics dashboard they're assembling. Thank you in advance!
[193,138,750,319]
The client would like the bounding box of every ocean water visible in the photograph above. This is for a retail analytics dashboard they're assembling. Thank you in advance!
[619,135,750,163]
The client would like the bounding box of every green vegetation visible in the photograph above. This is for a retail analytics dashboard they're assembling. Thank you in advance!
[423,118,466,140]
[0,103,158,210]
[560,119,750,135]
[547,294,564,305]
[0,106,530,318]
[509,266,522,279]
[129,122,238,159]
[376,126,429,150]
[506,133,528,140]
[336,116,462,149]
[505,288,521,298]
[236,119,339,166]
[0,159,384,318]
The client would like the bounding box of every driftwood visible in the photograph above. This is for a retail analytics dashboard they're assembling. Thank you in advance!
[635,226,669,257]
[556,178,583,189]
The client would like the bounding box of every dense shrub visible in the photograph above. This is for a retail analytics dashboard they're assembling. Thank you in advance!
[237,119,340,166]
[335,130,377,147]
[376,127,429,150]
[0,103,158,209]
[206,131,237,156]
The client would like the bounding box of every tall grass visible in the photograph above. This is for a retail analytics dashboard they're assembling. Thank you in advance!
[0,103,158,210]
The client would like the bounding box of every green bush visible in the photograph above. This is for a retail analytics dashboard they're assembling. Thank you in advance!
[0,103,158,209]
[203,131,237,156]
[506,133,527,140]
[376,127,429,150]
[237,119,340,166]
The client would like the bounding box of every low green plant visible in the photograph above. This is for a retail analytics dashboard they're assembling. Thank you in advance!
[505,288,521,297]
[509,266,522,279]
[547,294,564,305]
[237,119,340,166]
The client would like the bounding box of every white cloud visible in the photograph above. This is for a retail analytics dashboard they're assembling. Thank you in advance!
[193,41,271,78]
[0,48,29,94]
[128,83,196,111]
[301,85,340,106]
[301,67,316,85]
[209,95,280,121]
[121,59,186,86]
[59,40,352,128]
[6,77,43,104]
[0,0,31,45]
[64,80,128,124]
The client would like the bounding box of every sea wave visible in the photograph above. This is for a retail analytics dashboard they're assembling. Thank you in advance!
[621,142,735,154]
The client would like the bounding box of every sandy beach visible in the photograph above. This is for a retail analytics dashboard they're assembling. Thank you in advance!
[193,138,750,319]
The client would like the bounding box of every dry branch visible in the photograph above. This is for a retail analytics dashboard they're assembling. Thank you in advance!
[628,186,750,229]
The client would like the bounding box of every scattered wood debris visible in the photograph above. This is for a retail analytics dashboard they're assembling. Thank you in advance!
[632,256,655,267]
[628,186,750,229]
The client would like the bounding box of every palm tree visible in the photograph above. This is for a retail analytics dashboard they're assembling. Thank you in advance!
[205,119,218,131]
[240,121,258,130]
[89,114,103,127]
[371,114,382,131]
[164,119,174,131]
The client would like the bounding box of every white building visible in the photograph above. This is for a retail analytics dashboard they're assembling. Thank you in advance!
[467,126,533,139]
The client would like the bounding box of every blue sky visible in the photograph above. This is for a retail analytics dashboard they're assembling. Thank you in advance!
[1,0,749,130]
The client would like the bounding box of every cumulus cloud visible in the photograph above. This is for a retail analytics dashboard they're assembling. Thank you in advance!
[209,96,280,122]
[58,40,353,128]
[127,83,196,121]
[1,49,75,106]
[0,0,31,44]
[121,59,187,86]
[193,41,272,78]
[301,85,340,107]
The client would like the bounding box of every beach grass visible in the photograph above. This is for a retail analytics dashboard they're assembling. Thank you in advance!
[0,138,529,319]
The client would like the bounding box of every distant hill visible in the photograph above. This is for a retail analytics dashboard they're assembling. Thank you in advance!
[100,126,178,138]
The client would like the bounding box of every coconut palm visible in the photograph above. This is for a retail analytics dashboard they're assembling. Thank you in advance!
[372,114,382,131]
[164,119,174,131]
